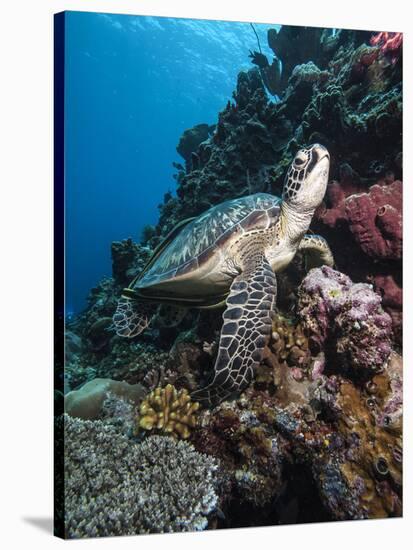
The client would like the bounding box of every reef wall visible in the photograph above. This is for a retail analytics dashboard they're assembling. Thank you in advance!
[61,26,402,536]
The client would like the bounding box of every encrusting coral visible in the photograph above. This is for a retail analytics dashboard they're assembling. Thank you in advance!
[298,266,392,376]
[314,175,402,344]
[192,400,285,507]
[345,181,402,261]
[64,414,220,537]
[271,314,310,369]
[137,384,200,439]
[255,313,311,388]
[311,352,402,519]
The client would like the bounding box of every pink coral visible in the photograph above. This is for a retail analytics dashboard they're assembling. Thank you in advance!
[316,164,363,228]
[315,175,402,343]
[370,32,403,64]
[345,180,402,260]
[374,274,402,342]
[317,180,360,228]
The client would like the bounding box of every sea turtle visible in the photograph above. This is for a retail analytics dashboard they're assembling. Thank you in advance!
[113,144,334,406]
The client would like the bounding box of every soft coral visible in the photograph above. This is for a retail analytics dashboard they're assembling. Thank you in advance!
[370,32,402,64]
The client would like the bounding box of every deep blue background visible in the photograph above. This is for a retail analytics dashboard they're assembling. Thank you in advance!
[65,12,278,314]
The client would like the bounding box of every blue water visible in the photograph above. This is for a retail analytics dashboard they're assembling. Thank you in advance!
[65,11,278,314]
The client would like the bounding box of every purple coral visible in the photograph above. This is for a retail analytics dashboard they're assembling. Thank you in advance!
[298,266,392,375]
[297,266,352,351]
[335,283,393,373]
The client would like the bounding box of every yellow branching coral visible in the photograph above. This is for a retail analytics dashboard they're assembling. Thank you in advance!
[137,384,199,439]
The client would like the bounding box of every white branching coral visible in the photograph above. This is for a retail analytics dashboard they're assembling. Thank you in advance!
[64,414,219,538]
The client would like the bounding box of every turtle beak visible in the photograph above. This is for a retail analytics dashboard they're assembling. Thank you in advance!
[312,143,330,162]
[306,144,330,174]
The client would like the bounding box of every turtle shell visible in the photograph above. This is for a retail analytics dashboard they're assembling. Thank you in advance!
[134,193,281,293]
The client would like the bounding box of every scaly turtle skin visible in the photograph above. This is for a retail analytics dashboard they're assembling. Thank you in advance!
[113,144,334,406]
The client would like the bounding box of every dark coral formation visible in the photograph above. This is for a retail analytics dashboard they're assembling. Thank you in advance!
[193,400,285,507]
[61,24,402,534]
[192,348,402,522]
[176,123,215,171]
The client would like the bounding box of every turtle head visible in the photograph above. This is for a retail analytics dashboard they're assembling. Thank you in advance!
[282,144,330,212]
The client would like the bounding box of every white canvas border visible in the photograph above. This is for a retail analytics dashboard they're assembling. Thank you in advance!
[1,1,410,548]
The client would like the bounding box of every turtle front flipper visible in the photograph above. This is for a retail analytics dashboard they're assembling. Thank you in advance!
[112,298,156,338]
[298,234,334,270]
[191,253,277,407]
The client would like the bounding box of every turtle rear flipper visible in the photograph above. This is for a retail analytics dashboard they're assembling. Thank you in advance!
[191,253,277,407]
[113,298,155,338]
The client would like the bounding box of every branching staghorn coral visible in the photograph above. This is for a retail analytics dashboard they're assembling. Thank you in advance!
[137,384,200,439]
[64,414,219,538]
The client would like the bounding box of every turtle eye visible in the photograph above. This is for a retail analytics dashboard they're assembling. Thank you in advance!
[295,154,306,166]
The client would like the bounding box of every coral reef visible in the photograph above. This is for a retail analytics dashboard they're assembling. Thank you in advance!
[138,384,200,439]
[64,414,220,537]
[311,352,402,518]
[61,25,403,533]
[270,314,310,370]
[111,238,151,286]
[314,175,402,343]
[65,378,146,420]
[177,123,215,170]
[192,349,402,520]
[345,181,402,260]
[193,400,285,507]
[298,266,392,376]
